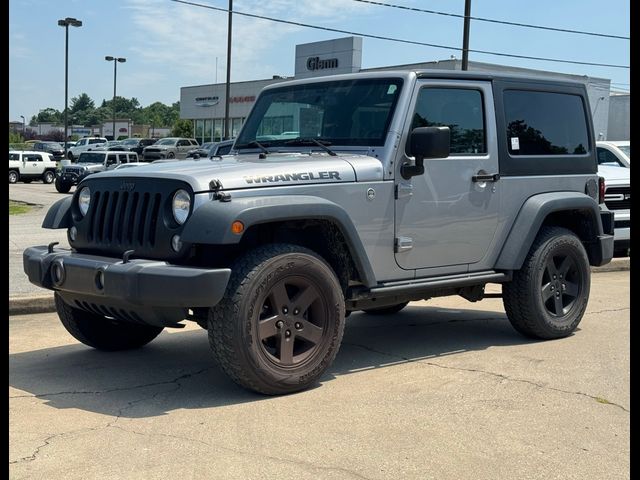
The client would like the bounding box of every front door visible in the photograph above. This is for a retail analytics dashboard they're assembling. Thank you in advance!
[394,80,500,271]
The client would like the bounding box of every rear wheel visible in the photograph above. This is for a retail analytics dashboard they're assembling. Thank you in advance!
[503,227,590,339]
[43,171,55,184]
[362,301,409,315]
[55,178,72,193]
[55,294,163,351]
[209,243,345,395]
[9,170,19,183]
[167,152,175,159]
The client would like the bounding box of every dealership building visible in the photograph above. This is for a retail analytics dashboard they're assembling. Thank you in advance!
[180,36,620,144]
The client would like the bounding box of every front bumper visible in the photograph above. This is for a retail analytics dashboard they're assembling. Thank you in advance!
[143,151,167,160]
[23,245,231,326]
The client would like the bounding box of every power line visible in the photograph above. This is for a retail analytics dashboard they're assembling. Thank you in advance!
[351,0,629,40]
[170,0,630,69]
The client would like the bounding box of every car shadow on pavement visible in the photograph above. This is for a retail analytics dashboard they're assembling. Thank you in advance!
[9,305,538,418]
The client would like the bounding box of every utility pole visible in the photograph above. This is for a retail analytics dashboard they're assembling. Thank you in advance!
[224,0,233,140]
[461,0,471,71]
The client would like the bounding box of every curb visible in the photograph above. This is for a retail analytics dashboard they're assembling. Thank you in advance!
[9,294,56,316]
[9,258,629,317]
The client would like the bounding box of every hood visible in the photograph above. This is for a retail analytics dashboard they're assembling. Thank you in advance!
[92,152,383,191]
[598,164,630,183]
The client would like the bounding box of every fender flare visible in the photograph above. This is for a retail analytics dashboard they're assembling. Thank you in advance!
[494,192,603,270]
[182,195,377,287]
[42,196,73,229]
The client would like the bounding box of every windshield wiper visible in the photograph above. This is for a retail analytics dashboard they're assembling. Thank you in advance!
[284,138,337,156]
[236,140,271,156]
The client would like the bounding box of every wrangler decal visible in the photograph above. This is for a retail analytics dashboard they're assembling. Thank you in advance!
[244,171,341,184]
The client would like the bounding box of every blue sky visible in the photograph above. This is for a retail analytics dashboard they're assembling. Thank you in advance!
[9,0,630,123]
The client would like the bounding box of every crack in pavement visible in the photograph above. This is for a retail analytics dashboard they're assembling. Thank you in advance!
[344,342,629,413]
[107,424,375,480]
[9,427,97,465]
[9,366,214,400]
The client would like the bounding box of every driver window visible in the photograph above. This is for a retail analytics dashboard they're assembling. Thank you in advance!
[408,87,486,155]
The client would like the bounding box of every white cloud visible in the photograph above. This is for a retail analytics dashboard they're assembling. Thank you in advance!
[125,0,374,85]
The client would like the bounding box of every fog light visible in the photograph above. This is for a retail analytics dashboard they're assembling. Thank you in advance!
[69,226,77,241]
[51,261,65,285]
[171,235,183,252]
[95,270,105,290]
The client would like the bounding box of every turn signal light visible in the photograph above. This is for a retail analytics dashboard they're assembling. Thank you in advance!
[231,221,244,234]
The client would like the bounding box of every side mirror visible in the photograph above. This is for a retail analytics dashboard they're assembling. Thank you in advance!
[401,126,450,180]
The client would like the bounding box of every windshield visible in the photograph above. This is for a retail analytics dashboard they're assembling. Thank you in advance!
[235,78,403,149]
[618,145,630,158]
[155,138,177,146]
[77,153,105,164]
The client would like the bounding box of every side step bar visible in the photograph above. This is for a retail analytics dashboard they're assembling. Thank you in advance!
[348,271,511,301]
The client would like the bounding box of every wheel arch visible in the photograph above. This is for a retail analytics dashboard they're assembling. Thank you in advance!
[495,192,605,270]
[182,195,377,287]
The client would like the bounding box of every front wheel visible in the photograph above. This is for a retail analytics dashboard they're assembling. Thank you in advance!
[55,294,164,351]
[167,152,175,159]
[55,178,72,193]
[502,226,590,339]
[9,170,19,183]
[43,171,55,184]
[209,244,345,395]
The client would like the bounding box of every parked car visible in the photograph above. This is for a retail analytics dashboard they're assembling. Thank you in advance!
[187,139,235,159]
[186,142,214,158]
[92,140,124,151]
[598,164,630,256]
[55,150,139,193]
[66,137,108,161]
[118,138,157,157]
[32,141,65,160]
[9,150,58,184]
[596,140,630,168]
[142,137,199,160]
[113,162,148,170]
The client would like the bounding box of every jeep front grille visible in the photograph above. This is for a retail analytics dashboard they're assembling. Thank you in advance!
[604,187,630,210]
[88,190,162,246]
[70,177,191,261]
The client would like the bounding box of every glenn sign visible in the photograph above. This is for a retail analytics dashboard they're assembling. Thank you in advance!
[306,56,339,71]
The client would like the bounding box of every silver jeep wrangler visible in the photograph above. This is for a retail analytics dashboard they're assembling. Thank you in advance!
[24,70,614,394]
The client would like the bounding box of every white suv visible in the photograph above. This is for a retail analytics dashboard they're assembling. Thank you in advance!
[67,137,108,161]
[9,150,58,184]
[598,164,630,256]
[597,140,630,168]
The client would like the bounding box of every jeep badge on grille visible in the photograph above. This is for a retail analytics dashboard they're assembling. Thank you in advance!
[119,181,135,191]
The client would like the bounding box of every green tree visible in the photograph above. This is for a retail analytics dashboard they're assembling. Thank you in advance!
[69,93,95,114]
[172,119,193,138]
[32,108,62,124]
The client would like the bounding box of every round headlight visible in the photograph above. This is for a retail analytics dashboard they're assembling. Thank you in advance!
[78,187,91,216]
[172,189,191,225]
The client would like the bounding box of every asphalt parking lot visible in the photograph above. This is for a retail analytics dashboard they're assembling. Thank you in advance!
[9,270,629,480]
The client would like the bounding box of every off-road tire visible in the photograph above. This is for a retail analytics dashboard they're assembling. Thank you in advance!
[55,293,163,351]
[362,301,409,315]
[9,170,19,183]
[209,243,345,395]
[503,227,590,339]
[43,171,55,184]
[55,178,72,193]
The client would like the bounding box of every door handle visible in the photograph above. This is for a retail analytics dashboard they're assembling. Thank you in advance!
[472,173,500,183]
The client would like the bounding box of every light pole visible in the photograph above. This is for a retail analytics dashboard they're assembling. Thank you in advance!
[19,115,25,135]
[105,56,126,140]
[58,17,82,159]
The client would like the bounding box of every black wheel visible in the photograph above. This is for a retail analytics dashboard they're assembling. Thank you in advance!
[209,243,345,395]
[43,171,55,184]
[55,178,72,193]
[167,152,175,159]
[362,301,409,315]
[503,226,590,339]
[9,170,19,184]
[54,294,163,351]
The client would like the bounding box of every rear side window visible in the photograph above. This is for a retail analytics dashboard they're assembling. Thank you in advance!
[504,90,589,156]
[409,87,486,155]
[9,153,19,161]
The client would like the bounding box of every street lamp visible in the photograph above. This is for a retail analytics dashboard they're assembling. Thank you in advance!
[105,56,126,141]
[19,115,25,134]
[58,17,82,159]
